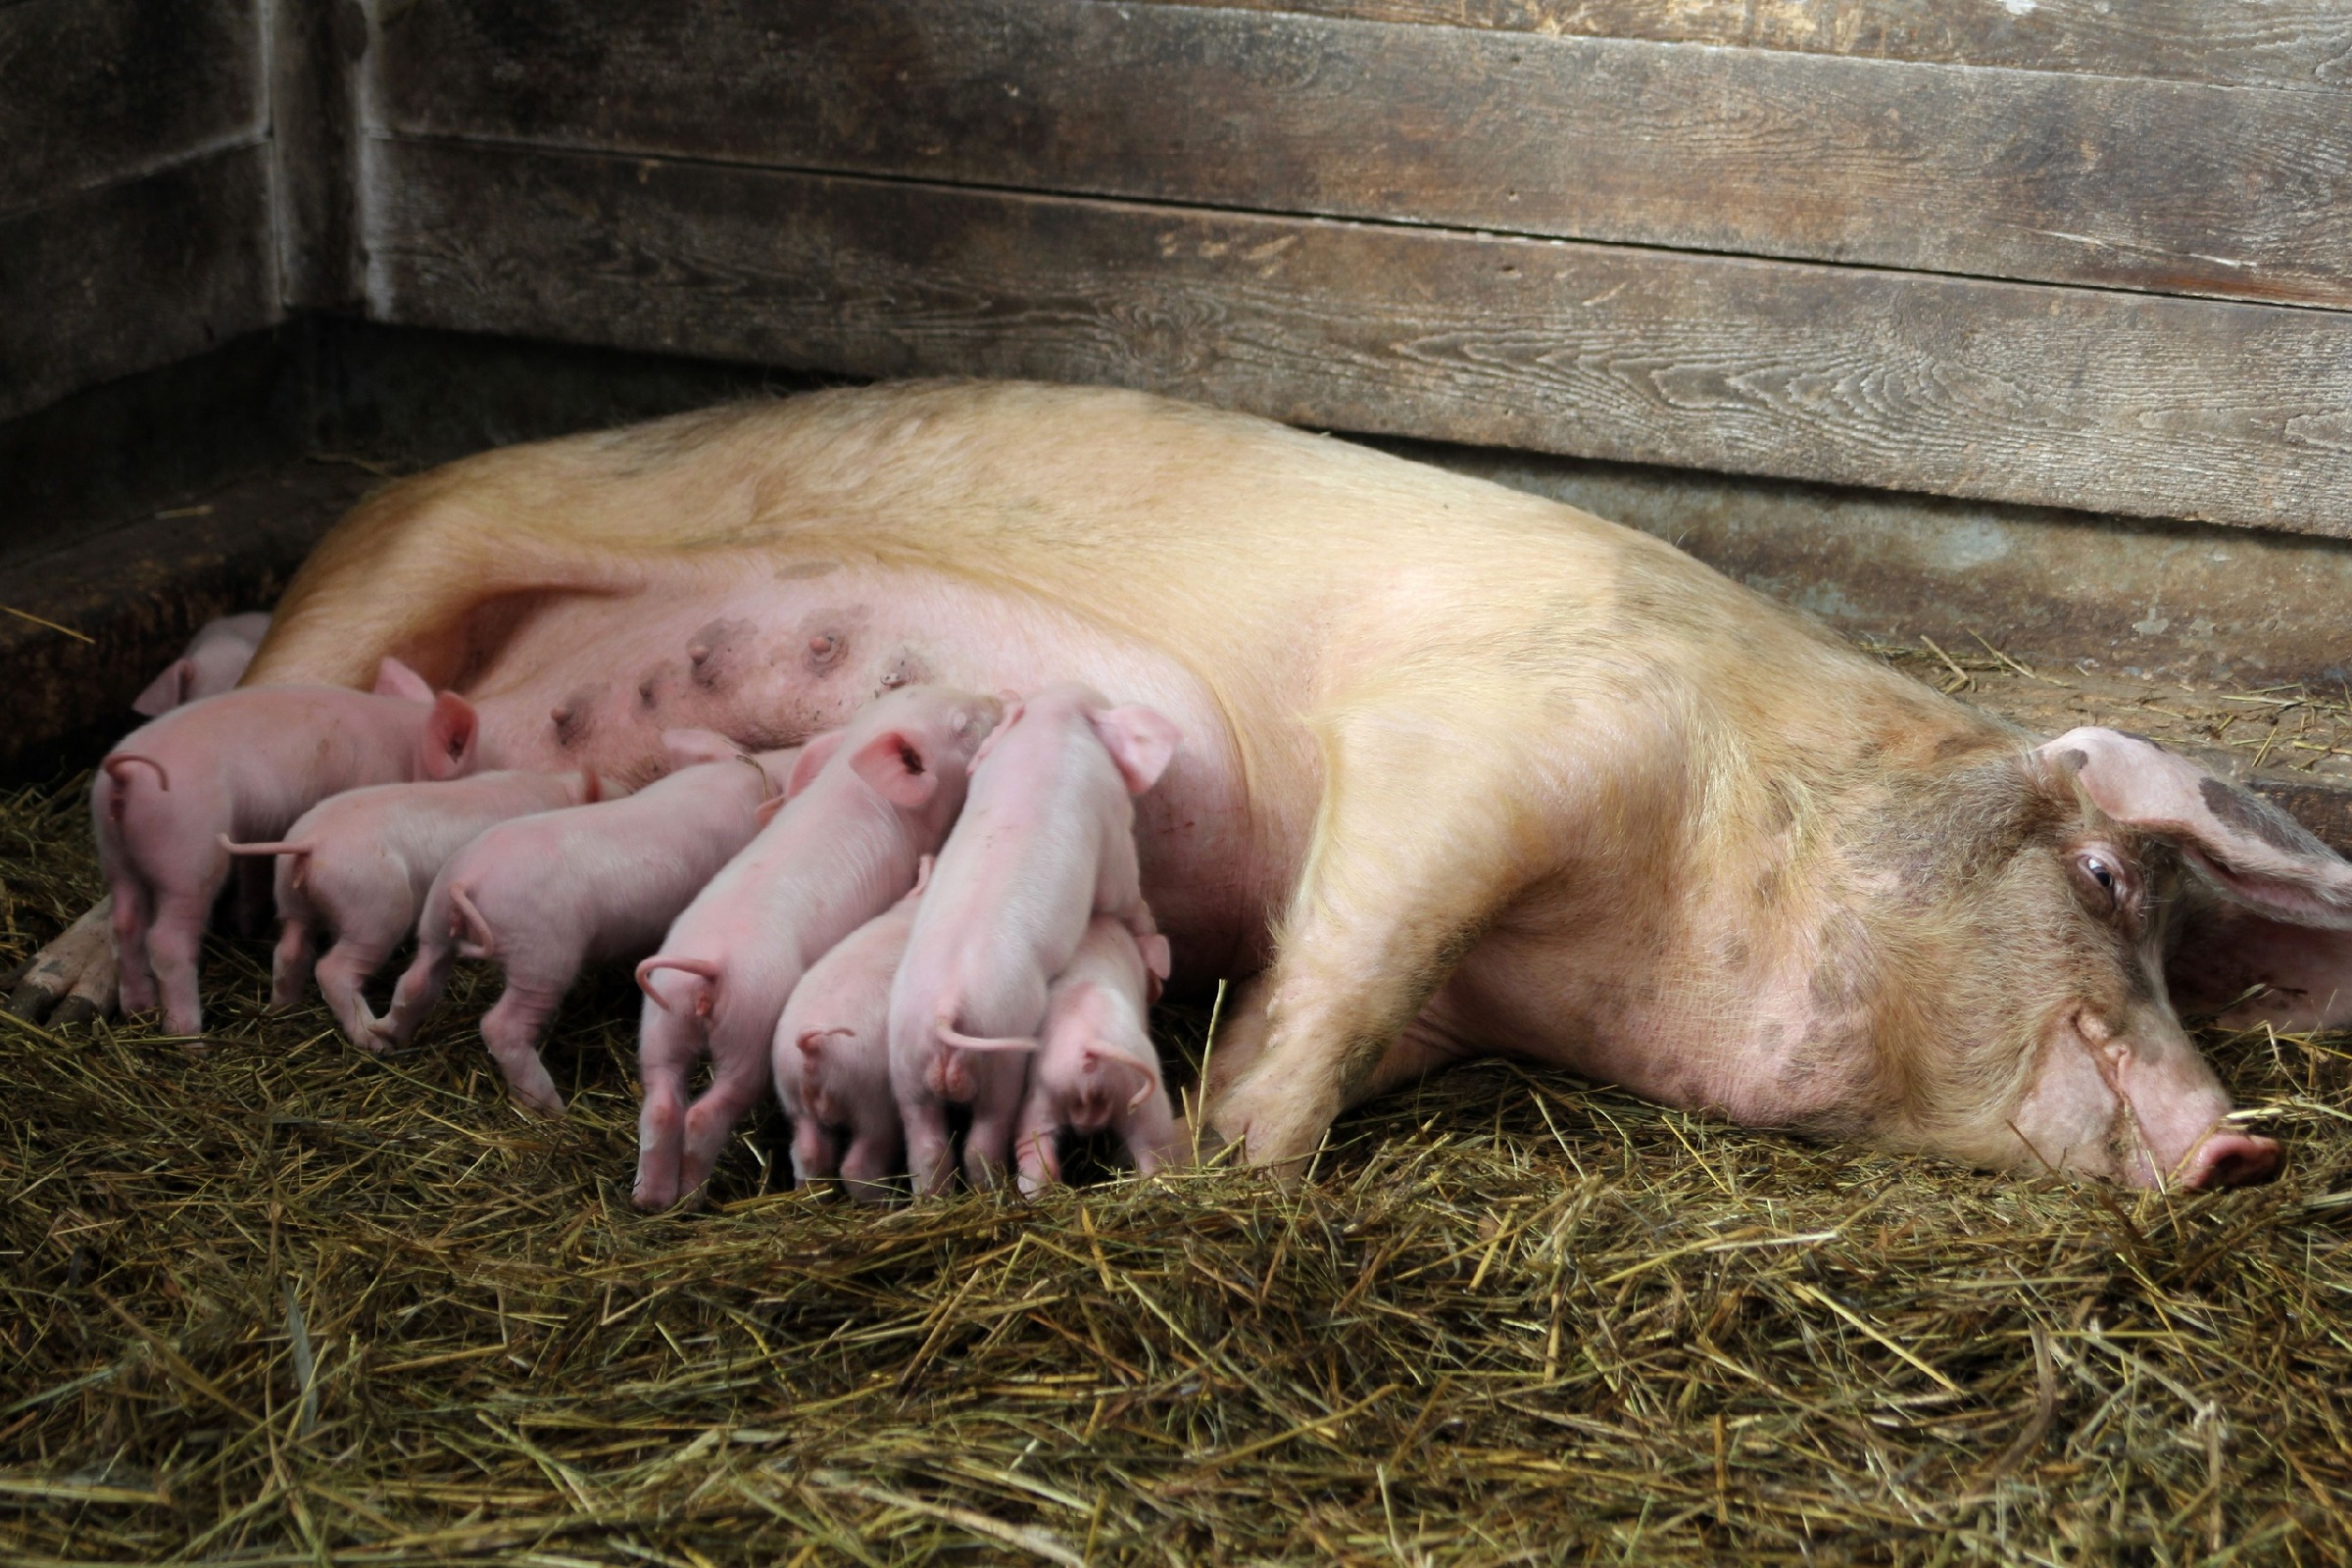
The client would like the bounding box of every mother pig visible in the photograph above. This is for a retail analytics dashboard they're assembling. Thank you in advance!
[33,379,2352,1189]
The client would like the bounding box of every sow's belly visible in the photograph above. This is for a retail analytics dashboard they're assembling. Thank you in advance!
[444,561,1278,984]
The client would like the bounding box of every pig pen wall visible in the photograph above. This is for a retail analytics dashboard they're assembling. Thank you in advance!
[8,0,2352,778]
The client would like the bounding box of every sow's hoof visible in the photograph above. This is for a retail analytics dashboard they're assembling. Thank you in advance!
[8,901,114,1023]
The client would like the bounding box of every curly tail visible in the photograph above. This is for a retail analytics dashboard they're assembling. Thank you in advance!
[448,885,498,958]
[637,956,721,1019]
[101,755,171,821]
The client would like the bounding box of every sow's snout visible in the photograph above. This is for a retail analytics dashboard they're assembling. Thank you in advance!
[2014,1007,2278,1191]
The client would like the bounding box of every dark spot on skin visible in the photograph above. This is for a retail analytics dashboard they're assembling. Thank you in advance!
[686,618,756,692]
[551,686,601,749]
[2058,748,2089,773]
[776,560,842,581]
[2114,729,2162,749]
[2200,775,2321,855]
[1715,934,1750,969]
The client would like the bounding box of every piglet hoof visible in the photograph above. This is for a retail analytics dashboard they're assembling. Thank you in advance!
[8,902,117,1024]
[508,1087,568,1121]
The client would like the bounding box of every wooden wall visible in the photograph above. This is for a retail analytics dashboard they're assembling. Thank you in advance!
[0,0,278,423]
[8,0,2352,542]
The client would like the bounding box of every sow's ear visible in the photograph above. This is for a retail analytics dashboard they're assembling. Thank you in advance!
[849,729,939,809]
[1090,705,1183,796]
[419,693,481,781]
[2037,725,2352,1027]
[131,659,195,716]
[373,656,436,704]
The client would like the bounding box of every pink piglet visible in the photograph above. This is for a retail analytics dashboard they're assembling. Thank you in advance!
[772,860,931,1203]
[383,730,797,1116]
[887,682,1181,1196]
[999,915,1178,1196]
[92,659,481,1035]
[633,686,1002,1210]
[220,766,603,1047]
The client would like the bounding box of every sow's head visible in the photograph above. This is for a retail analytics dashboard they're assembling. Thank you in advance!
[1890,726,2352,1191]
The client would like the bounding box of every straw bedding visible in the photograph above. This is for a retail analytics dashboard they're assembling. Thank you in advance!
[5,772,2351,1565]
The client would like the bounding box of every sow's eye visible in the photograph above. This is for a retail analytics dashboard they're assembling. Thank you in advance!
[2071,847,2134,916]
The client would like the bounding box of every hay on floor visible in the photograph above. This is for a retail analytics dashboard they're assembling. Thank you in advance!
[3,771,2350,1565]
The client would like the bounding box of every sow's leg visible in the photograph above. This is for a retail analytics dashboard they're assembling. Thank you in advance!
[1203,710,1536,1174]
[9,900,116,1021]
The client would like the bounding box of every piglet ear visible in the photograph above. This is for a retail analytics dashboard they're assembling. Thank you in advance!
[850,729,939,810]
[1138,932,1172,1004]
[131,659,195,716]
[1089,705,1182,796]
[2039,726,2352,1029]
[660,727,742,771]
[373,657,436,704]
[785,729,847,799]
[419,692,481,780]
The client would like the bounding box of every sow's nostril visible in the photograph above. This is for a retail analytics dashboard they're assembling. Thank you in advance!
[2180,1133,2282,1189]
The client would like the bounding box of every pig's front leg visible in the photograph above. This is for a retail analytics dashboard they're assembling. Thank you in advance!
[1202,710,1540,1174]
[9,900,116,1022]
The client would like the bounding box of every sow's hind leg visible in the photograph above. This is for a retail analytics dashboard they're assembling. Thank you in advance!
[1203,707,1543,1175]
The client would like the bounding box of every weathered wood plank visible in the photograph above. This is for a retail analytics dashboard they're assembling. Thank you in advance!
[0,149,280,424]
[0,0,262,219]
[270,0,368,311]
[367,139,2352,537]
[1152,0,2352,96]
[372,0,2352,310]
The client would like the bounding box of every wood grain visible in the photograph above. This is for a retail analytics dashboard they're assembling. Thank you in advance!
[270,0,369,311]
[367,139,2352,537]
[0,0,262,219]
[371,0,2352,310]
[1149,0,2352,96]
[0,149,280,423]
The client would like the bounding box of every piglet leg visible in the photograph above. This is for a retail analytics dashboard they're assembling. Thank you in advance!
[840,1120,906,1206]
[962,1065,1029,1191]
[315,935,397,1048]
[903,1100,957,1200]
[1012,1100,1063,1199]
[10,900,116,1021]
[147,888,216,1036]
[379,938,458,1050]
[480,977,570,1117]
[111,886,160,1018]
[790,1118,842,1188]
[675,1023,771,1204]
[270,919,317,1011]
[634,999,705,1209]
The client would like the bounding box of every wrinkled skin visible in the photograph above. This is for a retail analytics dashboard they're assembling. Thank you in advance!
[385,730,798,1116]
[887,682,1180,1195]
[774,870,927,1204]
[38,380,2348,1189]
[131,612,272,716]
[634,686,1000,1210]
[1003,915,1179,1197]
[225,766,603,1046]
[93,660,481,1035]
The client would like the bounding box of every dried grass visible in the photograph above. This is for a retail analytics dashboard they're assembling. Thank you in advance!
[4,772,2351,1565]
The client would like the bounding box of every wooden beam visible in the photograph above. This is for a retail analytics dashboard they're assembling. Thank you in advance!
[371,0,2352,309]
[0,148,281,423]
[0,0,262,219]
[1150,0,2352,97]
[270,0,368,312]
[367,139,2352,537]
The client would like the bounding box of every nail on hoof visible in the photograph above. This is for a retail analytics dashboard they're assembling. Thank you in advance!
[52,997,99,1028]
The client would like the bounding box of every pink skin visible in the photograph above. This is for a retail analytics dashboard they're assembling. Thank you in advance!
[990,916,1177,1198]
[220,766,603,1047]
[91,659,481,1035]
[633,686,1002,1210]
[773,864,930,1204]
[131,612,272,716]
[887,682,1182,1197]
[384,730,797,1116]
